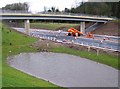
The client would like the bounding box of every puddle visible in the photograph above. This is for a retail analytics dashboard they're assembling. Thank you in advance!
[7,52,118,87]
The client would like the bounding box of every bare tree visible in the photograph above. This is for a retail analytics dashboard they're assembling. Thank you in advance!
[51,7,55,12]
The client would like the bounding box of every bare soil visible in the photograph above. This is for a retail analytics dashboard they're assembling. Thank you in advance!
[30,39,63,52]
[30,39,119,56]
[92,21,119,36]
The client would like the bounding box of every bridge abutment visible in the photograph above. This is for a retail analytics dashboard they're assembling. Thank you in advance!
[25,20,30,35]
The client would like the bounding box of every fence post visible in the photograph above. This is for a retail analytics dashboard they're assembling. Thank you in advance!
[47,43,49,47]
[97,49,99,56]
[88,46,91,52]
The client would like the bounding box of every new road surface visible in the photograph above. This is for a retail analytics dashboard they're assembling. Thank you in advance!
[12,27,120,52]
[7,52,118,87]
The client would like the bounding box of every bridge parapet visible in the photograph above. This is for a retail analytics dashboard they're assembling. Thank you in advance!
[1,10,115,21]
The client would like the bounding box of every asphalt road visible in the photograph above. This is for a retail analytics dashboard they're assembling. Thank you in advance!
[12,27,120,51]
[7,52,118,87]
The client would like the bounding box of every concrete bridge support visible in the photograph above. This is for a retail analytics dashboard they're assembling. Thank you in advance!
[25,20,30,35]
[80,22,85,34]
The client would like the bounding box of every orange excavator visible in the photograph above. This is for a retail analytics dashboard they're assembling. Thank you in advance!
[67,28,83,37]
[67,28,94,38]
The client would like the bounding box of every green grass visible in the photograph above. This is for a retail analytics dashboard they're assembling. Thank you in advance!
[2,24,60,87]
[50,46,118,69]
[30,22,79,30]
[0,22,2,88]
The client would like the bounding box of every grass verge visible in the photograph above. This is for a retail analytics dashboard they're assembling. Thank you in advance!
[50,46,118,69]
[2,23,61,87]
[30,22,79,30]
[0,22,2,88]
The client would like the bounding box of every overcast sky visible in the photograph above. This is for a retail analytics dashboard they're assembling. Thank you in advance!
[0,0,88,12]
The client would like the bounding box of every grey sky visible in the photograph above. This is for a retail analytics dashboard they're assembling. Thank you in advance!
[1,0,119,12]
[0,0,88,12]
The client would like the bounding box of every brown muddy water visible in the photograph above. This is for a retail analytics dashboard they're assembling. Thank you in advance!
[7,52,118,87]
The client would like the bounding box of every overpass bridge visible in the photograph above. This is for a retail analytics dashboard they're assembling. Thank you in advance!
[0,12,115,34]
[1,12,119,52]
[1,13,114,22]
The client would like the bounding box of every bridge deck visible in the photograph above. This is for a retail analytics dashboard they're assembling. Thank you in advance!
[1,13,114,22]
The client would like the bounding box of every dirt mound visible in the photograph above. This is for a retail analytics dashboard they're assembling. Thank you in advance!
[92,21,119,36]
[30,39,63,52]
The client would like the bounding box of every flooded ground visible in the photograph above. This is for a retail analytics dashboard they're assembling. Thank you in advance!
[7,52,118,87]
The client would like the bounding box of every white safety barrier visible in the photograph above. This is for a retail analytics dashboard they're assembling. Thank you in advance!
[31,33,119,52]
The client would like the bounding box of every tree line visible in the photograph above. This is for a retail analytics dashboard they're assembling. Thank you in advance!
[67,2,120,18]
[2,2,60,13]
[2,2,29,12]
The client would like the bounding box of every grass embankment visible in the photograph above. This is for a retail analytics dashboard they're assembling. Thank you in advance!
[2,24,61,87]
[0,22,2,88]
[30,22,79,31]
[50,47,118,69]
